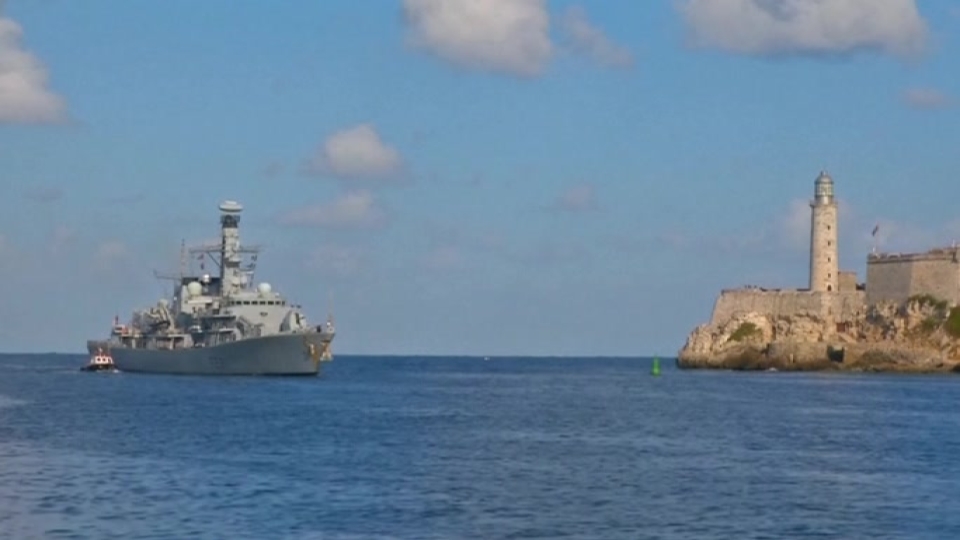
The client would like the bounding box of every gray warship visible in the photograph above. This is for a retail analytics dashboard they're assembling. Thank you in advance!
[86,200,335,376]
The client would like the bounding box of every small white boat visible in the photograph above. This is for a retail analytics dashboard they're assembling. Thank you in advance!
[81,349,117,372]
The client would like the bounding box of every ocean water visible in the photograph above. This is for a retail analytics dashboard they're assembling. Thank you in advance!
[1,355,960,539]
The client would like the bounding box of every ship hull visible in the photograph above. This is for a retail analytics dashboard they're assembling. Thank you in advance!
[101,332,332,376]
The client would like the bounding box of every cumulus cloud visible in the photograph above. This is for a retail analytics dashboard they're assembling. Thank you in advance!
[421,245,464,271]
[23,185,62,202]
[547,184,599,213]
[509,240,591,267]
[0,14,66,123]
[860,218,960,255]
[304,124,403,181]
[677,0,927,58]
[279,190,386,229]
[780,198,810,250]
[92,240,128,273]
[402,0,552,77]
[49,225,74,255]
[260,160,285,178]
[560,6,633,68]
[308,243,367,277]
[902,87,952,110]
[97,240,126,259]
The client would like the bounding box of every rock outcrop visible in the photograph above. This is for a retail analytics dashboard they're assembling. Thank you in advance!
[678,296,960,373]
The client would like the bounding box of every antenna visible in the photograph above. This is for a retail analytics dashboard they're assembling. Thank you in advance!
[179,239,186,278]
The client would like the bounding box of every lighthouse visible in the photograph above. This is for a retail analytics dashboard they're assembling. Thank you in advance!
[809,171,839,292]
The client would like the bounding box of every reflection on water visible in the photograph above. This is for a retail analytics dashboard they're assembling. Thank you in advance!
[1,355,960,539]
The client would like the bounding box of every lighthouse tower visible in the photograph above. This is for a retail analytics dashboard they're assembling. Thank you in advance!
[809,171,839,292]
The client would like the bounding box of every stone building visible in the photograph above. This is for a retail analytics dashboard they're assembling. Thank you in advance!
[866,247,960,305]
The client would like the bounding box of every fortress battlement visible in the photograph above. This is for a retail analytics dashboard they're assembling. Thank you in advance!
[711,287,864,325]
[867,247,960,264]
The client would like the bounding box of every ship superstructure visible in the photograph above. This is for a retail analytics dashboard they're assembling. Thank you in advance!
[87,200,334,375]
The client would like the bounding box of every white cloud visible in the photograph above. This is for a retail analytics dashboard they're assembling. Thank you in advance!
[305,124,403,181]
[0,15,66,123]
[308,244,367,277]
[23,185,62,202]
[92,240,128,273]
[421,245,464,271]
[279,190,386,229]
[548,183,599,213]
[780,198,810,250]
[97,240,126,259]
[260,160,285,178]
[49,225,74,255]
[677,0,927,58]
[902,87,952,110]
[510,240,590,267]
[560,6,633,68]
[860,219,960,255]
[402,0,552,77]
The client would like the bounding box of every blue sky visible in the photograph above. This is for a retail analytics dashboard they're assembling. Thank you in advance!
[1,0,959,356]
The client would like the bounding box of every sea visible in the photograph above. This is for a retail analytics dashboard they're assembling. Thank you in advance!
[1,354,959,540]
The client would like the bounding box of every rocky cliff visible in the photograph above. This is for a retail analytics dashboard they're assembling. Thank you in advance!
[677,295,960,373]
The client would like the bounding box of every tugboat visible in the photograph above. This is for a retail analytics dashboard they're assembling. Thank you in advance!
[81,348,117,372]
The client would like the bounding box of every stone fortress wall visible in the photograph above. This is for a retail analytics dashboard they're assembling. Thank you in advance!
[866,248,960,306]
[710,288,865,324]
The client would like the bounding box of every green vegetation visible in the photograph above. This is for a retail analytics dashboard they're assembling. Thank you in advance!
[945,307,960,338]
[918,316,941,335]
[728,322,760,342]
[908,294,949,311]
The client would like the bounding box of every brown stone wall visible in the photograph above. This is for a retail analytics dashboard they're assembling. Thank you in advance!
[839,271,858,292]
[866,249,960,305]
[710,289,864,324]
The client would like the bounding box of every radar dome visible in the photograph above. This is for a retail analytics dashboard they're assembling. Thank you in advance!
[219,200,243,213]
[257,282,272,295]
[187,281,203,297]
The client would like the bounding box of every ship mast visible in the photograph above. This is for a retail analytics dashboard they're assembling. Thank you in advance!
[156,201,261,291]
[218,200,245,296]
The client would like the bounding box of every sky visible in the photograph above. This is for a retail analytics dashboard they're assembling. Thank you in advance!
[1,0,959,356]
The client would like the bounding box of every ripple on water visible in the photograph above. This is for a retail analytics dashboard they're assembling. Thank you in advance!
[1,356,960,539]
[0,394,29,409]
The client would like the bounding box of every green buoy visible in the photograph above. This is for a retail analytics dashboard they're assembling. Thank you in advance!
[651,356,661,376]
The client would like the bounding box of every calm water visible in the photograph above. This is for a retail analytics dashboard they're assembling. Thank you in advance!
[1,355,960,539]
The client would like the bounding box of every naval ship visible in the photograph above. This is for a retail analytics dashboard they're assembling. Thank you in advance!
[86,200,335,376]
